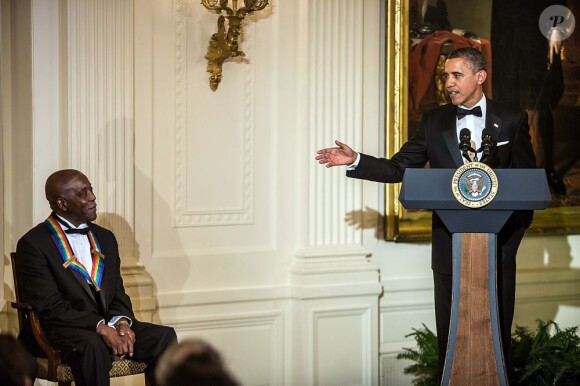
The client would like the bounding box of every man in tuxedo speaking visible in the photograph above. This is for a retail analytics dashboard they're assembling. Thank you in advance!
[315,47,536,380]
[14,169,177,386]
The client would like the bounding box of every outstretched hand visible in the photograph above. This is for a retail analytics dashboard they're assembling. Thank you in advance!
[315,140,357,168]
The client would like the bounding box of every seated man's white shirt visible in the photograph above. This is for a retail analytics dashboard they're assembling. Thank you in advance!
[56,215,132,329]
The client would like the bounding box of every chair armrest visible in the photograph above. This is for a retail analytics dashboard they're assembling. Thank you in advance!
[28,310,63,378]
[11,301,63,379]
[11,301,32,337]
[11,301,33,310]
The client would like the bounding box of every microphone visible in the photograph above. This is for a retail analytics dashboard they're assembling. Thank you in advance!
[478,128,494,162]
[458,128,475,162]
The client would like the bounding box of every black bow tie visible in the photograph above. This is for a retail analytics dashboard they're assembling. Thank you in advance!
[457,106,482,119]
[53,213,90,234]
[65,227,90,235]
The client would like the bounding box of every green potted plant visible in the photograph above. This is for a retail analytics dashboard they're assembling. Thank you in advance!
[511,320,580,385]
[396,324,439,386]
[397,320,580,386]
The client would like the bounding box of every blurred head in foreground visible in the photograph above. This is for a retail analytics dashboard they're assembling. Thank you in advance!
[0,333,33,386]
[155,339,240,386]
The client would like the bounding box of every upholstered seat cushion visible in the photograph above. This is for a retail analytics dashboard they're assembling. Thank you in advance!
[36,357,148,382]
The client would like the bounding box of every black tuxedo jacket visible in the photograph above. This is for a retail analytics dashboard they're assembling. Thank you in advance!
[15,220,135,338]
[347,98,536,274]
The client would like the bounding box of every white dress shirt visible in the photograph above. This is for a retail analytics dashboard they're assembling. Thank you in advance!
[56,215,131,329]
[56,215,92,274]
[456,95,487,163]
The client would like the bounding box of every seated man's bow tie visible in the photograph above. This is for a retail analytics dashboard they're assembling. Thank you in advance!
[457,105,482,119]
[65,227,90,235]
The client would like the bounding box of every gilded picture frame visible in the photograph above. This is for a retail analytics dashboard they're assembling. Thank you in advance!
[384,0,580,241]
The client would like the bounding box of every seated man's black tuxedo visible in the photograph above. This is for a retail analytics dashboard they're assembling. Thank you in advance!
[347,98,536,377]
[15,219,176,386]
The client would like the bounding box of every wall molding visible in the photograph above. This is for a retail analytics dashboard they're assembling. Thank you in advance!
[170,310,285,386]
[170,310,284,332]
[516,267,580,303]
[310,305,373,386]
[380,268,580,309]
[174,0,255,227]
[157,281,384,308]
[157,285,291,307]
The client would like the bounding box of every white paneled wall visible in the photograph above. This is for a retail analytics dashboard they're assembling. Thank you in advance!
[135,0,381,385]
[174,0,256,227]
[2,1,580,386]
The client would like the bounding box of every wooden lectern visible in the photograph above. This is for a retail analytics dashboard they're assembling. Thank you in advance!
[400,168,551,386]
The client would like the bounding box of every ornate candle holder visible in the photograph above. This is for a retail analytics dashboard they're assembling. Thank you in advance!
[201,0,269,91]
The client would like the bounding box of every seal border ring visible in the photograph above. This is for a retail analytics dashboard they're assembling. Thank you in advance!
[451,162,499,208]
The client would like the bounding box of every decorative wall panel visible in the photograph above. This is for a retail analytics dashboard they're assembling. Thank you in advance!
[172,311,284,385]
[312,306,372,386]
[174,0,256,227]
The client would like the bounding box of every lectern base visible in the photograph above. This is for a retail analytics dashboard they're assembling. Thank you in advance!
[441,233,508,386]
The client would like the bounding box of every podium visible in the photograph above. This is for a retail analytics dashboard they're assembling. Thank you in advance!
[399,167,550,386]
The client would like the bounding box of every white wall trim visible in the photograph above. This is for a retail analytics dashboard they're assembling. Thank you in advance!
[170,310,284,331]
[311,305,373,386]
[173,0,255,227]
[157,282,383,308]
[170,311,285,386]
[516,267,580,303]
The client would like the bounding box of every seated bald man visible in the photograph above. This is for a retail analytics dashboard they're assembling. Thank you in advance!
[14,169,177,386]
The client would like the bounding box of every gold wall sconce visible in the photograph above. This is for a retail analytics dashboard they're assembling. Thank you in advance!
[201,0,269,91]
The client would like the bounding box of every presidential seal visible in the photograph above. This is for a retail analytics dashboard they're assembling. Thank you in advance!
[451,162,498,208]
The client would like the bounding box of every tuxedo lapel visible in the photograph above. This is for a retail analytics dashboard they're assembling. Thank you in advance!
[46,227,106,314]
[442,106,464,167]
[486,98,502,141]
[70,268,102,309]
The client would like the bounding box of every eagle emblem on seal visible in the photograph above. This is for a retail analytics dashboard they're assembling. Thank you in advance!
[464,172,487,198]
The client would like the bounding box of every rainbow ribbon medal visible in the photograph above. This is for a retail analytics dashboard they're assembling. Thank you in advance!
[45,215,105,291]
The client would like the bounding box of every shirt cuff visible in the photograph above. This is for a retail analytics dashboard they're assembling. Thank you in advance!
[96,319,105,330]
[108,316,133,329]
[346,153,361,170]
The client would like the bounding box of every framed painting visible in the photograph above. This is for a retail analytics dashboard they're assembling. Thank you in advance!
[384,0,580,241]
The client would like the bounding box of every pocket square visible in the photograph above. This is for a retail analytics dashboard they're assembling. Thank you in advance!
[497,141,509,146]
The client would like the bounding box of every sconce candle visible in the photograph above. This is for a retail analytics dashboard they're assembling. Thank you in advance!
[201,0,269,91]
